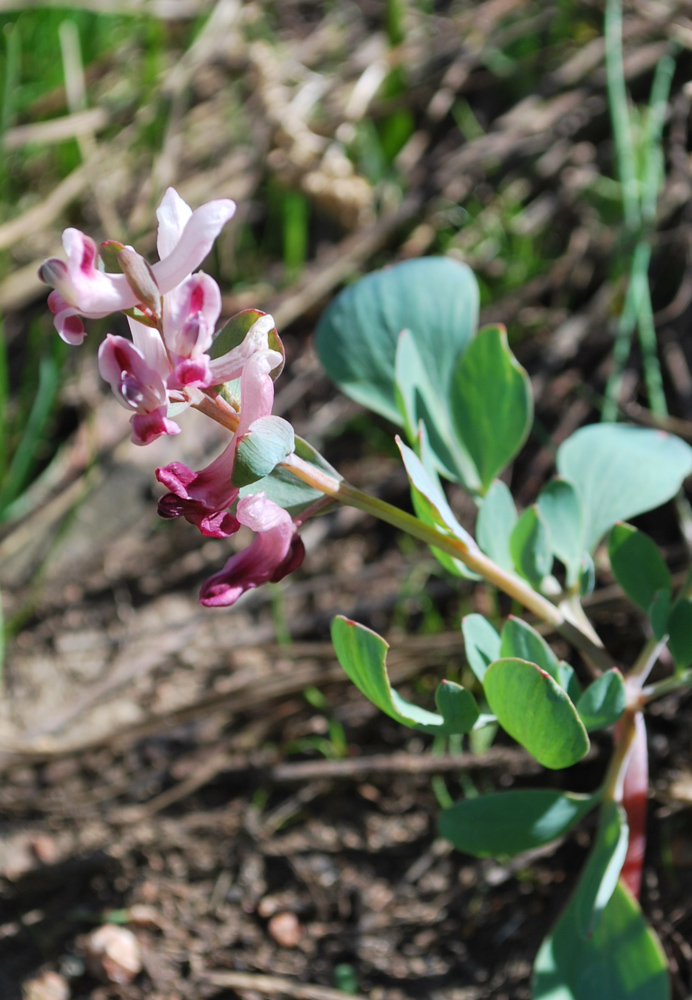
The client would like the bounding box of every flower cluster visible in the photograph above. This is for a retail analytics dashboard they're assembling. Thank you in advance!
[39,188,305,606]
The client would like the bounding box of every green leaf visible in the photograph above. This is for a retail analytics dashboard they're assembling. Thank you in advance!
[434,680,480,735]
[395,330,479,489]
[462,614,501,683]
[557,424,692,551]
[396,436,474,545]
[510,505,552,589]
[210,308,285,378]
[577,670,626,732]
[315,257,479,425]
[476,479,517,572]
[439,788,597,858]
[537,478,585,586]
[558,661,582,705]
[575,802,629,938]
[483,658,589,769]
[608,523,672,614]
[534,878,670,1000]
[534,800,666,998]
[396,435,479,580]
[668,598,692,669]
[450,324,532,494]
[239,434,340,517]
[649,589,671,641]
[232,415,295,488]
[331,616,479,734]
[500,617,561,683]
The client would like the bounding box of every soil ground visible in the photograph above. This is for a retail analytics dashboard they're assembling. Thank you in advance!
[3,2,692,998]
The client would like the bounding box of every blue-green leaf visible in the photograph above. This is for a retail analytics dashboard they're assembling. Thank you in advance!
[668,598,692,669]
[315,257,479,425]
[510,505,552,589]
[239,434,340,517]
[331,616,479,734]
[537,478,585,586]
[576,670,626,732]
[534,877,670,1000]
[462,614,501,683]
[557,424,692,551]
[450,324,532,494]
[395,330,479,489]
[440,788,597,858]
[608,523,671,614]
[483,658,589,769]
[476,479,517,572]
[396,436,478,579]
[500,617,561,683]
[575,802,629,938]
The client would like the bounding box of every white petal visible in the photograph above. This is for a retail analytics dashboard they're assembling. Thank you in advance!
[156,188,193,259]
[152,199,236,293]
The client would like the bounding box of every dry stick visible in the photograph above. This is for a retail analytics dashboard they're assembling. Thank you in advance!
[3,108,108,150]
[0,0,210,12]
[0,162,90,252]
[111,747,538,824]
[59,20,124,241]
[198,971,369,1000]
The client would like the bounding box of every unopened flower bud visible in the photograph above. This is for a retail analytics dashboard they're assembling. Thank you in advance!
[119,248,161,318]
[99,240,127,272]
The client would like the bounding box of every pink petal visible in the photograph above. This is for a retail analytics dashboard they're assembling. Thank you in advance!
[155,440,239,535]
[48,291,86,345]
[199,496,304,607]
[98,334,167,412]
[236,350,283,437]
[131,408,181,446]
[61,229,136,315]
[164,272,221,351]
[207,313,277,383]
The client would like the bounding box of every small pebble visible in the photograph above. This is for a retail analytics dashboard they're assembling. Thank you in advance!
[84,925,142,984]
[22,971,70,1000]
[268,911,301,948]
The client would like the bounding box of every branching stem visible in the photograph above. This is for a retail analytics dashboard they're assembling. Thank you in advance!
[281,453,615,672]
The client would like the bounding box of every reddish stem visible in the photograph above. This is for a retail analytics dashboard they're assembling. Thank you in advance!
[617,711,648,899]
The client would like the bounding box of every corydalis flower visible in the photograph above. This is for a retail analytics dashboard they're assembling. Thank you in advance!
[39,188,236,345]
[98,334,181,446]
[155,347,283,534]
[199,493,305,607]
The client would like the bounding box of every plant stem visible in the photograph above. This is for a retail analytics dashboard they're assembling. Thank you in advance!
[642,669,692,703]
[602,707,638,802]
[191,389,240,431]
[627,634,668,690]
[281,453,615,672]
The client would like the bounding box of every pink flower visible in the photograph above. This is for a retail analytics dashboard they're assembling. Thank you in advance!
[39,188,235,341]
[47,290,87,346]
[199,493,305,607]
[98,334,181,446]
[207,312,279,384]
[164,272,221,389]
[156,443,240,538]
[155,346,283,534]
